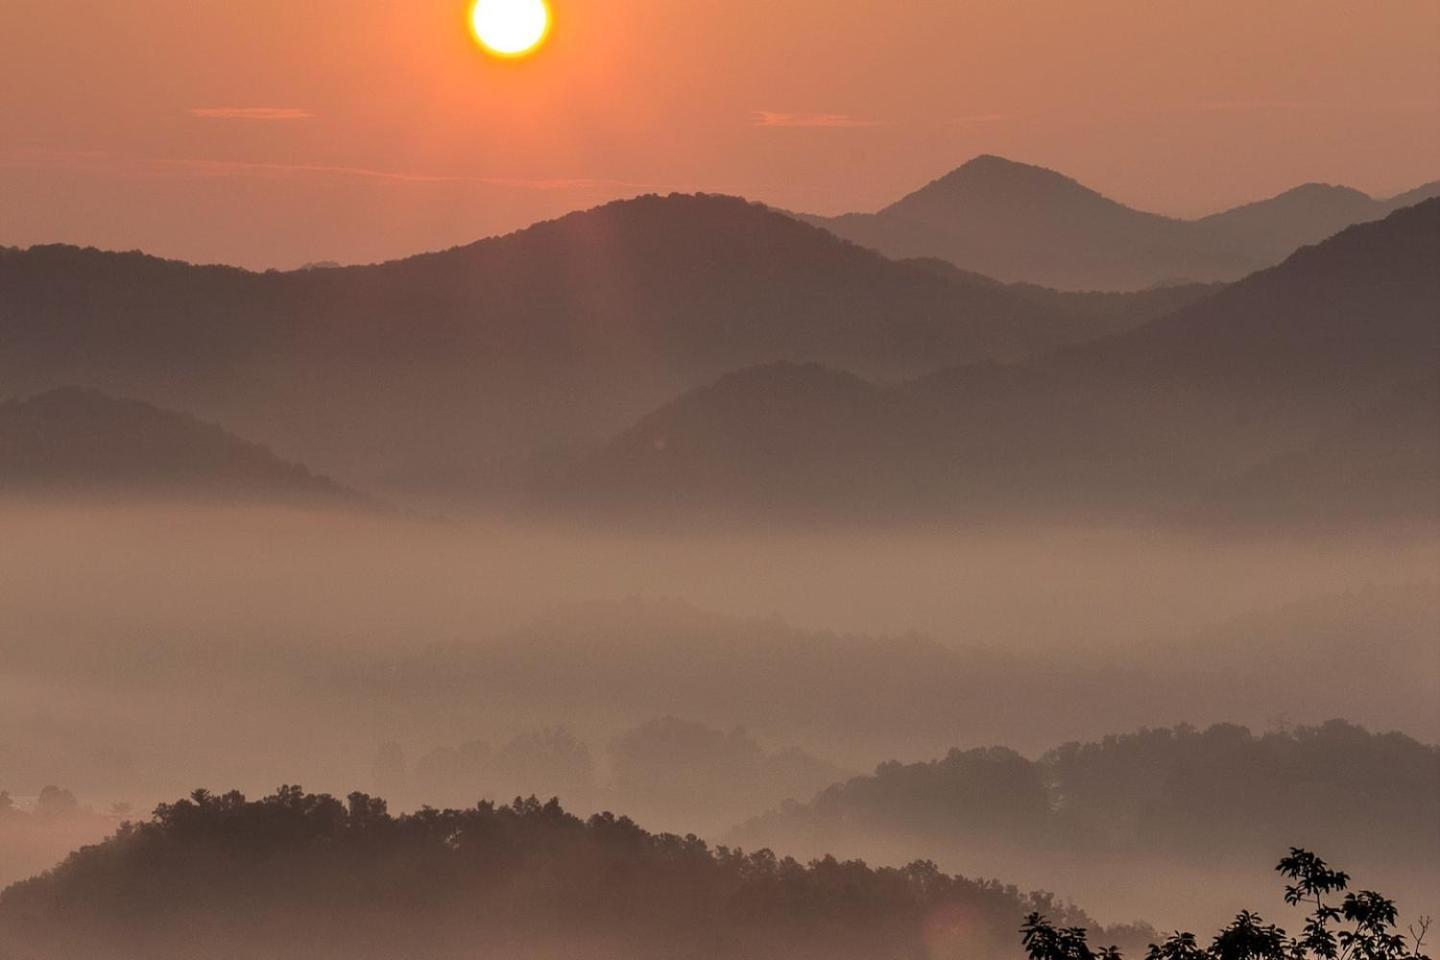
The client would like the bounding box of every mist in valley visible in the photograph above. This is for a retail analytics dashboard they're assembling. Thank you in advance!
[2,501,1435,933]
[4,4,1439,952]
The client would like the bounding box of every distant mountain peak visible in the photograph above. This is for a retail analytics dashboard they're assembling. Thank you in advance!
[1384,180,1440,210]
[876,156,1164,243]
[433,191,843,265]
[947,154,1080,184]
[804,157,1439,290]
[1280,182,1373,201]
[891,155,1104,210]
[1210,182,1376,218]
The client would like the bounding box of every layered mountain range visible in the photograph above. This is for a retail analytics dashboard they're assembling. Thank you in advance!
[799,155,1439,290]
[564,200,1440,524]
[1,168,1434,523]
[0,193,1212,499]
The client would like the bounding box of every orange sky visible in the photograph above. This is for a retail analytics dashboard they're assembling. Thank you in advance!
[2,0,1437,269]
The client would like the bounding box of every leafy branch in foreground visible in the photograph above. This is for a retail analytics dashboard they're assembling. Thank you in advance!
[1023,849,1431,960]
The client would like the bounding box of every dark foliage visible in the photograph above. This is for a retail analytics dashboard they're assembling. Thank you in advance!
[738,722,1440,868]
[0,787,1134,960]
[1022,851,1431,960]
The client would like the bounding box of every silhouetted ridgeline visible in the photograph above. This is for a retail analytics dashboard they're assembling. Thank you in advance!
[5,191,1432,519]
[564,200,1440,524]
[0,387,360,505]
[800,154,1439,290]
[0,789,1145,960]
[735,721,1440,870]
[0,194,1196,502]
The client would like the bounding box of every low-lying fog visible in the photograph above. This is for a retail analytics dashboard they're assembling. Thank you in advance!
[2,501,1436,927]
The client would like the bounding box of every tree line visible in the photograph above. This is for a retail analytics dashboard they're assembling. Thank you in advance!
[0,786,1134,960]
[737,721,1439,866]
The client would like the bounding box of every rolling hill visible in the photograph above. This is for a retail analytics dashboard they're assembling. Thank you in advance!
[1202,375,1440,524]
[563,200,1440,523]
[0,387,358,504]
[0,194,1211,502]
[731,721,1440,929]
[0,786,1130,960]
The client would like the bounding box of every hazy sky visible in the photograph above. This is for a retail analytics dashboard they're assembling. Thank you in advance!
[2,0,1437,268]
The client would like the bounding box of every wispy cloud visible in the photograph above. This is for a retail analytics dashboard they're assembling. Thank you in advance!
[752,111,892,129]
[1191,99,1312,113]
[188,107,316,121]
[0,147,670,193]
[151,157,662,192]
[947,113,1006,125]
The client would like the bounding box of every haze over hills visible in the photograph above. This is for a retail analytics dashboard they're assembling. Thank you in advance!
[1191,182,1394,264]
[732,721,1440,927]
[566,200,1440,523]
[0,387,357,504]
[0,195,1211,503]
[799,155,1440,290]
[2,187,1432,520]
[1204,376,1440,524]
[325,590,1440,776]
[736,721,1440,868]
[6,0,1440,952]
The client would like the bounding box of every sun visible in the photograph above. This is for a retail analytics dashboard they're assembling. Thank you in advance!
[470,0,552,58]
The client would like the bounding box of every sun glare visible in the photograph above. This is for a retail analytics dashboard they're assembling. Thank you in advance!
[470,0,551,58]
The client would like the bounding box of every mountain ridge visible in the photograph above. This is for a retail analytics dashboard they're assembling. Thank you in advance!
[799,155,1439,290]
[0,192,1216,503]
[0,386,362,505]
[560,200,1440,523]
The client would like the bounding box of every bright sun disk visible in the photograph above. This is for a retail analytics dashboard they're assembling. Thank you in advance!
[470,0,551,58]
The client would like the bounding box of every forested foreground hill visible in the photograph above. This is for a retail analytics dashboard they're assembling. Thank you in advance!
[0,790,1145,960]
